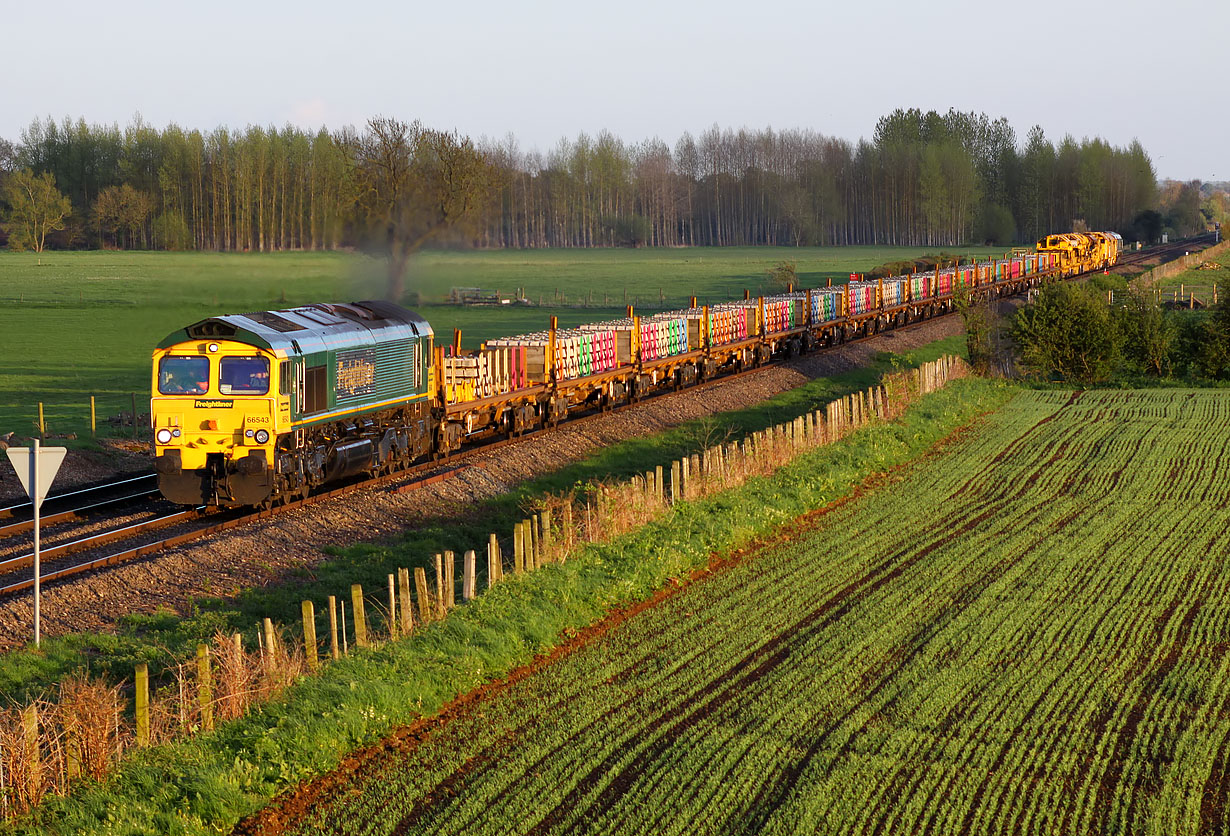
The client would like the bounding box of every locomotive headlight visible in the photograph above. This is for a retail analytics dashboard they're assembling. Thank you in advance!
[207,343,219,353]
[254,429,270,444]
[245,429,254,438]
[172,428,181,438]
[156,428,174,445]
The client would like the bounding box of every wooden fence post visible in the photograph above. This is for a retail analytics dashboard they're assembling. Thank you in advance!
[22,705,39,798]
[671,460,682,504]
[351,584,369,648]
[444,551,456,611]
[529,517,539,569]
[197,644,213,732]
[487,534,500,585]
[541,509,552,555]
[302,601,318,671]
[414,567,432,622]
[263,617,278,658]
[398,568,413,634]
[463,550,476,600]
[135,662,150,747]
[328,595,340,660]
[387,574,398,639]
[65,715,81,781]
[513,523,525,573]
[434,555,446,618]
[655,465,664,500]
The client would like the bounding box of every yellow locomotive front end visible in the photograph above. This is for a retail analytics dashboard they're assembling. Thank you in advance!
[151,339,287,506]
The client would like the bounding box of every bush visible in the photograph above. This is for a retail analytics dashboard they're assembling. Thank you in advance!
[1117,288,1173,377]
[767,260,797,289]
[1014,282,1122,383]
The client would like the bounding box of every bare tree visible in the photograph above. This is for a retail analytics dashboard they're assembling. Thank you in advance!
[342,117,495,301]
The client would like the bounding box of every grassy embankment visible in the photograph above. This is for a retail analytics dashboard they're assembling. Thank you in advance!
[8,350,1006,835]
[0,245,1003,441]
[286,388,1230,835]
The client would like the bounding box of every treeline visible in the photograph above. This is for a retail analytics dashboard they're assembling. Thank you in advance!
[0,109,1164,252]
[484,111,1159,249]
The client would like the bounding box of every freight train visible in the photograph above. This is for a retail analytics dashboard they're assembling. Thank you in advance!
[150,235,1116,507]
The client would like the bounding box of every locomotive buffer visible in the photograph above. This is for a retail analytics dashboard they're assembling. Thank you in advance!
[4,439,67,646]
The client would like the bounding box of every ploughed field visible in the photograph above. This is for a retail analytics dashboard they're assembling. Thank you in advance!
[273,389,1230,834]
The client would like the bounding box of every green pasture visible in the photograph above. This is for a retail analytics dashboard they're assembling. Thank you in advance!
[0,245,1003,441]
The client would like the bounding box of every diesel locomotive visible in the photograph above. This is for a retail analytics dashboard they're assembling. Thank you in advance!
[151,233,1119,508]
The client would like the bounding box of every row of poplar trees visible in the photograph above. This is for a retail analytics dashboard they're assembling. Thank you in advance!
[5,108,1157,256]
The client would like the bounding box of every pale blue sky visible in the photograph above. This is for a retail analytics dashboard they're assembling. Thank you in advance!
[7,0,1224,181]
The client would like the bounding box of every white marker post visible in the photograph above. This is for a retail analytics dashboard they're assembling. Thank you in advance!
[5,440,67,646]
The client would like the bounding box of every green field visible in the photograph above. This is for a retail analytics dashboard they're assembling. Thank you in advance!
[0,246,1002,440]
[282,388,1230,835]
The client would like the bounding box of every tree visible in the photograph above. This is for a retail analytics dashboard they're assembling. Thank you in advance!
[1014,283,1121,383]
[94,184,153,248]
[1196,276,1230,378]
[953,281,992,372]
[766,260,797,290]
[1,169,72,252]
[1130,209,1163,244]
[1118,286,1173,376]
[342,117,495,301]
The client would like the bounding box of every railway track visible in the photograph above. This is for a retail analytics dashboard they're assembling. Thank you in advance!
[0,235,1215,603]
[0,473,158,524]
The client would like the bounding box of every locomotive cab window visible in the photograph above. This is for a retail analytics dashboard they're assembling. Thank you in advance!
[279,361,291,396]
[158,356,210,395]
[219,356,270,395]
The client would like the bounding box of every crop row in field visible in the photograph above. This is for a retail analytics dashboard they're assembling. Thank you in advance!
[283,388,1230,836]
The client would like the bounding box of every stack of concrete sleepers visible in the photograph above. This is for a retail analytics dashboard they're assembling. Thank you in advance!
[709,304,751,345]
[881,278,908,307]
[847,281,878,315]
[810,289,842,323]
[443,344,527,403]
[763,295,805,334]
